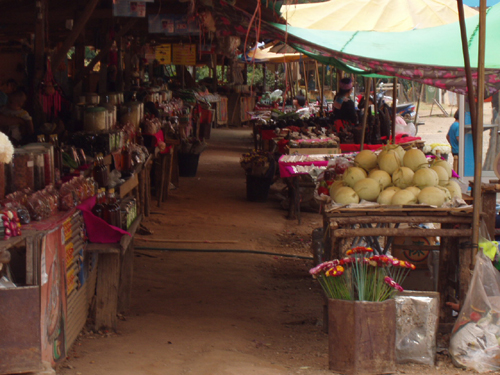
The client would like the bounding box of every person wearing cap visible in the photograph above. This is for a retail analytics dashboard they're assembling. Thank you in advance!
[332,77,358,132]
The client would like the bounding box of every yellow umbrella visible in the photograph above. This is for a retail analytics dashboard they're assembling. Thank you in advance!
[281,0,478,32]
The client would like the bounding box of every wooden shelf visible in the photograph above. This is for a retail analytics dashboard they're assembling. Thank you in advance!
[85,214,142,255]
[0,230,37,254]
[118,173,139,198]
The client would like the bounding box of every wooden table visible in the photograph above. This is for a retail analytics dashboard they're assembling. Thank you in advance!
[322,206,475,324]
[469,181,500,239]
[86,214,142,330]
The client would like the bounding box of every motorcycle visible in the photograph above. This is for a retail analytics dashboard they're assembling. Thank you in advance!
[376,91,417,124]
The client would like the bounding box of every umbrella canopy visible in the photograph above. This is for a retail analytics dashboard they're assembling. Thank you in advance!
[267,2,500,95]
[241,45,303,63]
[281,0,478,32]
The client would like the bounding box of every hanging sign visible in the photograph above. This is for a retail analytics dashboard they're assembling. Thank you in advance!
[172,44,196,66]
[148,14,198,35]
[156,44,172,65]
[113,0,146,17]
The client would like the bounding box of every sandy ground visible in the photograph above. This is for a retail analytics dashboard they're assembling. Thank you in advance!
[55,108,490,375]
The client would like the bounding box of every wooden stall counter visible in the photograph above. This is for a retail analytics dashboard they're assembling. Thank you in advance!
[322,205,475,325]
[86,214,142,331]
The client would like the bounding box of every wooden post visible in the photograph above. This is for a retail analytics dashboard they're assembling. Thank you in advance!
[315,61,320,93]
[457,0,477,149]
[261,63,266,92]
[124,41,132,91]
[471,0,487,255]
[437,224,456,323]
[391,77,398,144]
[116,37,124,92]
[482,189,496,239]
[51,0,101,73]
[321,64,326,116]
[118,243,134,313]
[98,26,109,95]
[336,69,341,93]
[74,19,137,87]
[415,84,425,129]
[212,51,217,93]
[33,0,47,115]
[95,253,120,330]
[360,78,372,150]
[73,36,86,99]
[303,61,308,103]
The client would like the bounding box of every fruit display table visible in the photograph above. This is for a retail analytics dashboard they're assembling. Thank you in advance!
[322,206,475,324]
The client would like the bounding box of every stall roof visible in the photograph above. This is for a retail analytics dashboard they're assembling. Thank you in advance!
[261,3,500,95]
[280,0,478,32]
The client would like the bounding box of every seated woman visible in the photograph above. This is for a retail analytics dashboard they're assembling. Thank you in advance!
[0,89,34,145]
[332,77,358,133]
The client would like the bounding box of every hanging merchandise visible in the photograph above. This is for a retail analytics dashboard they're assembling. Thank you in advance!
[39,58,62,121]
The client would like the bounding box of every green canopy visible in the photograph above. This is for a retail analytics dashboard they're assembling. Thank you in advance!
[267,4,500,94]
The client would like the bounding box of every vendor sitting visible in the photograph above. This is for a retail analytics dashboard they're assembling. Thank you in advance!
[293,91,306,109]
[332,77,358,132]
[0,89,34,145]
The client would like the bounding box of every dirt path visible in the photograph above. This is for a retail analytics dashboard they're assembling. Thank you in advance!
[58,127,467,375]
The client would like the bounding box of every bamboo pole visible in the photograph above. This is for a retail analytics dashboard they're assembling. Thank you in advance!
[391,77,398,144]
[415,84,425,130]
[360,77,372,150]
[336,69,341,93]
[303,60,309,103]
[321,64,326,116]
[471,0,487,256]
[315,61,320,95]
[457,0,478,148]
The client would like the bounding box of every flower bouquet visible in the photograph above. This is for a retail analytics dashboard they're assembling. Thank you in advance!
[311,246,415,374]
[240,150,275,178]
[310,246,415,301]
[240,150,276,202]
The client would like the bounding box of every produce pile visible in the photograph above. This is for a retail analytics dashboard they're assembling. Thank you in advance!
[317,145,462,208]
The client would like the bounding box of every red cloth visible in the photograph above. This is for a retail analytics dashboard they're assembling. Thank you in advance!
[77,196,130,244]
[152,130,172,154]
[261,130,278,140]
[277,139,289,155]
[340,134,422,152]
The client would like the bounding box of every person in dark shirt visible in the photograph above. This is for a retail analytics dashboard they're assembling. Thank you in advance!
[332,77,357,132]
[293,90,306,109]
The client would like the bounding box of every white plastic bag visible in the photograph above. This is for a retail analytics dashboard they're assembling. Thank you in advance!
[450,250,500,372]
[395,116,416,137]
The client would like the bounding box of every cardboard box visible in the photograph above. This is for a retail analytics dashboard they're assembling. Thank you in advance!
[288,147,340,155]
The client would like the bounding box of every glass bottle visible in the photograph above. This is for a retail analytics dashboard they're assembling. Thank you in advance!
[121,141,132,172]
[37,134,46,143]
[93,157,103,187]
[103,188,120,227]
[100,156,109,187]
[92,188,105,219]
[50,134,63,182]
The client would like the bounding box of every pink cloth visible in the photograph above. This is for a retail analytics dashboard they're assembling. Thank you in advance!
[279,158,329,178]
[152,130,172,154]
[77,196,130,244]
